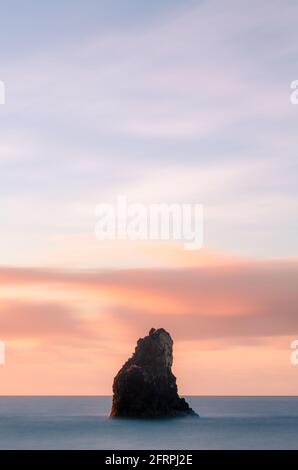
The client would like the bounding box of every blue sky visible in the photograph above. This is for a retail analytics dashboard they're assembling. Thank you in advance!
[0,0,196,59]
[0,0,298,266]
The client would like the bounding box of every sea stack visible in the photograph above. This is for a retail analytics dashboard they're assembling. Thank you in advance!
[110,328,198,418]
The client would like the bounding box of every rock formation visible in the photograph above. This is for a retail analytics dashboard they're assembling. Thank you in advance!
[110,328,198,418]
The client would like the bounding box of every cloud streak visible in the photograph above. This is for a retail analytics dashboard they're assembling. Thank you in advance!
[0,257,297,341]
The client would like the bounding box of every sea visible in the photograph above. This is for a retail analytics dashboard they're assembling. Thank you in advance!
[0,396,297,449]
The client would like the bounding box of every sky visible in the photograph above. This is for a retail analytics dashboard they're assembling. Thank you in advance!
[0,0,298,395]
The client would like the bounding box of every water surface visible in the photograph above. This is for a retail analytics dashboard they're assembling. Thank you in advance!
[0,396,297,449]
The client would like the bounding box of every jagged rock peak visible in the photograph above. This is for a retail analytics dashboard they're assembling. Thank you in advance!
[110,328,198,418]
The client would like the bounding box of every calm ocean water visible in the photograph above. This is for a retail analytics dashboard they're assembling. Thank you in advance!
[0,396,297,449]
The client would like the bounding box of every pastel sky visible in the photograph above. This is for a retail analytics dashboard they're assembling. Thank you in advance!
[0,0,298,395]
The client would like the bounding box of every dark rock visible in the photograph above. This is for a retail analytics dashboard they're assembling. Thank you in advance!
[110,328,198,418]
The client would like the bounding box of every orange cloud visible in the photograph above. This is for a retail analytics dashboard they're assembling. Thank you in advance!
[0,299,80,339]
[0,257,297,394]
[0,258,298,339]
